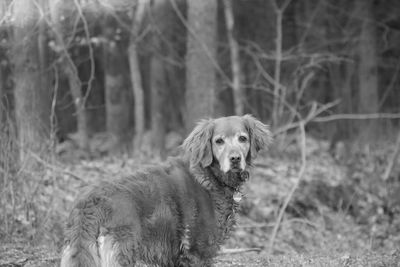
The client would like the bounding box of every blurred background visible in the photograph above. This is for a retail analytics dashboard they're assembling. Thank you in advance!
[1,0,400,265]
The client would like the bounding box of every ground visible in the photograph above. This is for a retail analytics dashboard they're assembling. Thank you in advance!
[1,135,400,266]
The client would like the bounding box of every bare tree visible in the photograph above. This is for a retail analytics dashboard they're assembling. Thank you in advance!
[0,52,4,125]
[103,16,132,153]
[128,0,147,152]
[12,0,52,163]
[357,0,379,136]
[223,0,244,116]
[149,0,174,158]
[271,0,292,128]
[0,1,7,126]
[185,0,217,131]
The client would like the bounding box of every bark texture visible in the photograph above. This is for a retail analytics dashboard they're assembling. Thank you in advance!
[185,0,217,131]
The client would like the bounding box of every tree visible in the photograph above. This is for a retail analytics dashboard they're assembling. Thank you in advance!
[149,0,174,158]
[223,0,244,116]
[128,0,147,152]
[185,0,217,131]
[12,0,52,163]
[0,1,6,125]
[271,0,292,128]
[0,49,4,125]
[357,0,379,136]
[103,16,132,153]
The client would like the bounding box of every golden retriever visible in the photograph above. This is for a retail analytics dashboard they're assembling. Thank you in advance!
[60,115,271,267]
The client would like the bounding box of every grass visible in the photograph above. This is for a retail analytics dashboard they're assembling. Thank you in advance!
[0,129,399,266]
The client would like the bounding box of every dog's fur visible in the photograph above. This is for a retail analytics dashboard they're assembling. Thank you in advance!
[60,115,271,267]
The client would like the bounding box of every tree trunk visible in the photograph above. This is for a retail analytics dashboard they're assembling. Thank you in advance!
[270,0,291,128]
[0,1,6,126]
[149,0,174,158]
[0,57,4,126]
[128,0,147,152]
[103,20,131,153]
[358,0,379,136]
[185,0,217,131]
[13,0,51,163]
[223,0,244,116]
[150,54,167,158]
[64,62,89,151]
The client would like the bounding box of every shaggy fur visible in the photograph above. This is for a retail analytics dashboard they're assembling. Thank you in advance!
[60,115,271,267]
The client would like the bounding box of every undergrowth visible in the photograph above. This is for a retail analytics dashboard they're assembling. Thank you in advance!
[1,126,399,265]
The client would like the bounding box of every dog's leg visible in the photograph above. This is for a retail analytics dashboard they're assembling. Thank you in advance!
[177,254,213,267]
[60,242,100,267]
[98,226,148,267]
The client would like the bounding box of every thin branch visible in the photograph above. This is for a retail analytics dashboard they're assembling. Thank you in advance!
[298,1,323,45]
[383,131,400,181]
[28,151,86,183]
[273,100,340,136]
[312,112,400,123]
[272,5,284,127]
[73,0,95,104]
[50,65,59,148]
[379,59,400,109]
[268,121,306,255]
[219,247,262,255]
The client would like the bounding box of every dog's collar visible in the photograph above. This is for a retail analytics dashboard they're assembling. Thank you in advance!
[233,191,243,202]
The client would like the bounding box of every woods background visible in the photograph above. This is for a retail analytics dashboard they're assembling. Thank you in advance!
[1,0,400,264]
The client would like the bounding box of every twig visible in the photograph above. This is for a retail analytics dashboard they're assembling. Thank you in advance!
[312,112,400,122]
[268,121,307,255]
[383,131,400,181]
[273,100,340,136]
[237,222,274,229]
[27,152,86,183]
[73,0,96,104]
[219,247,262,255]
[379,59,400,109]
[237,218,318,229]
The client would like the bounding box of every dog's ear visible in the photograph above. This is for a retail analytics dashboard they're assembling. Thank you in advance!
[243,114,272,159]
[182,119,214,168]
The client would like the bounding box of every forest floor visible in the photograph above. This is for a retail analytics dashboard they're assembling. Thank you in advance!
[1,135,400,266]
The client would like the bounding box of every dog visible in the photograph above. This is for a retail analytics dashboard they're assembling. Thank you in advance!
[60,115,271,267]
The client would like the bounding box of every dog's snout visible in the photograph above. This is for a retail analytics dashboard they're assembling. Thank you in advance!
[230,153,241,164]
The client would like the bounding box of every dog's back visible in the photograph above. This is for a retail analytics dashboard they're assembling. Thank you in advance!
[61,157,217,266]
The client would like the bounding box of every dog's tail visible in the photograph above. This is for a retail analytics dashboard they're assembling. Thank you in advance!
[60,197,107,267]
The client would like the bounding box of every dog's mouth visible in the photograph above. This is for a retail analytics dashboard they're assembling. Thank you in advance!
[230,166,242,173]
[229,160,245,173]
[226,169,249,183]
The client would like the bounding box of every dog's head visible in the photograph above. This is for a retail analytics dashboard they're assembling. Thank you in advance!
[182,115,271,187]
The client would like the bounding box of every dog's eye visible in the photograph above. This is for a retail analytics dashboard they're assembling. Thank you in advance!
[215,138,224,145]
[238,135,248,143]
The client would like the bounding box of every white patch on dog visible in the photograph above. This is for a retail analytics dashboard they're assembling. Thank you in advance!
[98,235,121,267]
[180,224,191,251]
[60,242,100,267]
[59,245,72,267]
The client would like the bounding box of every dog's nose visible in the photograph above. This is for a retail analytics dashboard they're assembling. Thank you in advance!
[230,154,241,164]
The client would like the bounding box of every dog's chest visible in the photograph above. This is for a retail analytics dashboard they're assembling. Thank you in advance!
[188,193,238,250]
